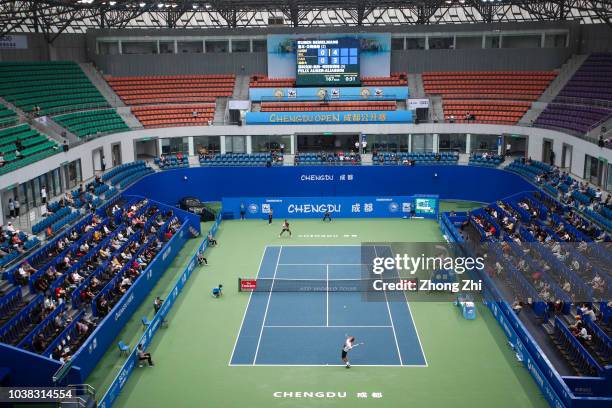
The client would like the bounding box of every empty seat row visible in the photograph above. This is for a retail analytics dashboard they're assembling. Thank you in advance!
[53,109,129,139]
[0,61,109,115]
[106,74,236,105]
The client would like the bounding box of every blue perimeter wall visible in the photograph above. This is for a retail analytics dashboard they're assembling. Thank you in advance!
[124,166,534,207]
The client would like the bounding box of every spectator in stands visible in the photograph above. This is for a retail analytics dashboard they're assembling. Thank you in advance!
[576,326,592,343]
[448,115,455,123]
[33,333,46,353]
[511,300,523,315]
[0,153,5,167]
[137,344,154,367]
[96,295,109,315]
[41,186,47,204]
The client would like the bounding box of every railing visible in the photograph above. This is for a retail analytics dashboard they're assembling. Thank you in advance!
[554,96,612,109]
[60,384,96,408]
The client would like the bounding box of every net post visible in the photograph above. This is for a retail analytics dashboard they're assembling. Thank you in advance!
[238,277,242,292]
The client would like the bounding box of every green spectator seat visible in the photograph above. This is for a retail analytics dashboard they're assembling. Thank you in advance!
[0,61,110,115]
[0,124,59,175]
[53,109,129,138]
[0,103,17,127]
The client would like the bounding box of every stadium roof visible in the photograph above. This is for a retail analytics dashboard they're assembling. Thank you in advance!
[1,0,610,39]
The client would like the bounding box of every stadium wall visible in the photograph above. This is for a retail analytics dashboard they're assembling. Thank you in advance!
[123,166,535,206]
[1,123,610,222]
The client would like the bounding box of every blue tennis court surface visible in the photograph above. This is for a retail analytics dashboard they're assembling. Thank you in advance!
[230,245,427,367]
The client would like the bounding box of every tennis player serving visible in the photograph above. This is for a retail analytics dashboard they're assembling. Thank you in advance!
[341,336,362,368]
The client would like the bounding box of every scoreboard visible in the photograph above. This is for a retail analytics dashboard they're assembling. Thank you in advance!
[296,38,360,87]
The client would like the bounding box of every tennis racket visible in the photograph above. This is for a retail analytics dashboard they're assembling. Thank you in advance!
[351,342,365,348]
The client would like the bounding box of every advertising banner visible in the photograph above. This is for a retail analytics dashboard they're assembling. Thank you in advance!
[222,195,438,219]
[245,110,413,125]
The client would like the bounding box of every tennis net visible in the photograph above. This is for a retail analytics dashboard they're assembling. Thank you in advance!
[238,277,417,292]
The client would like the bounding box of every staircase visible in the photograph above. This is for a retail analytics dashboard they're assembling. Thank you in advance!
[361,153,373,165]
[518,54,588,126]
[31,116,78,144]
[586,115,612,140]
[116,106,142,128]
[538,54,588,103]
[213,98,229,125]
[430,95,444,122]
[233,74,250,100]
[519,101,548,126]
[79,62,125,108]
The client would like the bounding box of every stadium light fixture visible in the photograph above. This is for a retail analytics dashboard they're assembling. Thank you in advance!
[157,3,164,8]
[139,2,146,6]
[109,1,116,5]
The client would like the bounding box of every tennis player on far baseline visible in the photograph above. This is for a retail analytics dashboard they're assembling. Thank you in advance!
[342,336,356,368]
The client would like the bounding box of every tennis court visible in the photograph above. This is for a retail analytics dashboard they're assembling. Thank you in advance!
[230,245,427,367]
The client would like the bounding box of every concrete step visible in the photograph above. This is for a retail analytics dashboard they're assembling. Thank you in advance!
[519,101,548,126]
[116,106,143,129]
[407,73,419,98]
[31,116,76,144]
[233,74,250,100]
[538,54,588,103]
[213,98,228,125]
[430,95,444,123]
[79,62,125,107]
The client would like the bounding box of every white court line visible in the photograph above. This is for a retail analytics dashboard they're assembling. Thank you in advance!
[378,244,429,368]
[278,263,373,266]
[228,245,269,366]
[264,325,393,328]
[326,264,329,327]
[253,246,282,365]
[229,363,427,368]
[374,245,404,366]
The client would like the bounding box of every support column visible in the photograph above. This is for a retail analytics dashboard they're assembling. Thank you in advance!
[466,133,471,155]
[246,135,252,154]
[188,136,195,156]
[433,134,439,153]
[220,136,226,154]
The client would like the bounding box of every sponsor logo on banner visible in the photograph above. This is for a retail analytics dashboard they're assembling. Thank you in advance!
[317,89,328,99]
[240,279,257,291]
[360,88,371,99]
[375,88,383,97]
[287,89,297,98]
[388,202,399,212]
[274,89,284,98]
[262,204,271,213]
[288,204,341,214]
[300,174,334,181]
[402,202,412,213]
[248,203,259,213]
[162,246,171,261]
[331,88,340,98]
[114,293,134,321]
